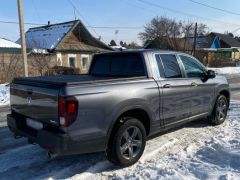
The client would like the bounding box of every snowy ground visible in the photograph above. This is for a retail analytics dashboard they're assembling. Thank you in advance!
[0,101,239,180]
[0,83,10,107]
[209,67,240,75]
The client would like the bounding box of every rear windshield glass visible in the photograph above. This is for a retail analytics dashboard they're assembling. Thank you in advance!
[90,53,146,77]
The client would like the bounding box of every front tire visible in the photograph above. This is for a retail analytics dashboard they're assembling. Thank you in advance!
[208,95,228,125]
[106,118,146,167]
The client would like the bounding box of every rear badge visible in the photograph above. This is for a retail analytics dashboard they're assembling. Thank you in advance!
[26,97,32,106]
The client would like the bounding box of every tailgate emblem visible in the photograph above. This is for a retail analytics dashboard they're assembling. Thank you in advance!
[26,97,32,105]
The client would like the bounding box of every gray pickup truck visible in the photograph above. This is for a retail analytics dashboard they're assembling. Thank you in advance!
[7,50,230,166]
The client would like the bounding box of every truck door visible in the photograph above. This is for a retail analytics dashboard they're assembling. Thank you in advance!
[153,54,192,127]
[178,55,216,117]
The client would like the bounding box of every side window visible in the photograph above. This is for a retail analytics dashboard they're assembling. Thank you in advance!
[180,55,206,78]
[156,54,182,78]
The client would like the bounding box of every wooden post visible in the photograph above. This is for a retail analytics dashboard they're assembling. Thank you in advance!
[193,22,198,57]
[17,0,28,77]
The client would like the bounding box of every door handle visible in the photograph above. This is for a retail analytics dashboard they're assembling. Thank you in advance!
[163,84,171,88]
[191,82,198,87]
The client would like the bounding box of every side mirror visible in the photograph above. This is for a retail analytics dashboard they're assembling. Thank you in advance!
[207,70,216,79]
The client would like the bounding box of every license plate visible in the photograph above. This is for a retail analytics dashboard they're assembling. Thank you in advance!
[26,118,43,130]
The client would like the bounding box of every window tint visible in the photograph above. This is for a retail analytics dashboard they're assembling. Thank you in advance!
[158,54,182,78]
[180,55,206,78]
[90,56,111,75]
[90,53,145,77]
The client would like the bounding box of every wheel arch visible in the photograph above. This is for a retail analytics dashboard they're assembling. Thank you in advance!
[106,107,152,147]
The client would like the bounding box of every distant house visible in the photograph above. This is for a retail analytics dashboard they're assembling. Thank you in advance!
[203,32,240,62]
[17,20,113,73]
[0,37,21,53]
[144,32,240,66]
[0,38,22,82]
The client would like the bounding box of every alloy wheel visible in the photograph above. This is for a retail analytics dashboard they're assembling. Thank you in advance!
[119,126,143,160]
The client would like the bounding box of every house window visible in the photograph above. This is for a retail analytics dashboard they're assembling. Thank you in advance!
[81,54,90,70]
[68,54,76,68]
[57,53,62,66]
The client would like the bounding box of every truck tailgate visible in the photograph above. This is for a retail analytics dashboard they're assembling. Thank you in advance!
[10,83,60,126]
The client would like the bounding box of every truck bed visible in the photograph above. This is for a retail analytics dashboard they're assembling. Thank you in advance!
[13,74,147,87]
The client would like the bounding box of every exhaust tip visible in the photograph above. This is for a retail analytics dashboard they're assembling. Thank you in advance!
[14,134,22,139]
[47,151,58,159]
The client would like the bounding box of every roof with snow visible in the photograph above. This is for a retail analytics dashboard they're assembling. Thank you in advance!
[17,20,112,52]
[17,21,74,50]
[0,38,21,48]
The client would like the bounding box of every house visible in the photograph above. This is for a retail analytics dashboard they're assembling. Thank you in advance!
[0,38,22,82]
[17,20,113,74]
[204,32,240,62]
[144,32,240,66]
[0,37,21,53]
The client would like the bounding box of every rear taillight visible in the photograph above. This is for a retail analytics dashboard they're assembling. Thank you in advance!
[58,96,78,127]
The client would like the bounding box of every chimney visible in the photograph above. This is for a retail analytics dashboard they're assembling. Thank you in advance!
[48,21,51,26]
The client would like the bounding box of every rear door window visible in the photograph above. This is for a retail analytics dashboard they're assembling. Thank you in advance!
[156,54,182,78]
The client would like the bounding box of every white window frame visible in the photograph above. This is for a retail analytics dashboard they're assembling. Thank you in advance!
[68,54,77,67]
[57,53,62,66]
[81,54,90,70]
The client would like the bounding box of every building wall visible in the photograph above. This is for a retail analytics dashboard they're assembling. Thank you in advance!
[59,52,92,73]
[0,50,93,82]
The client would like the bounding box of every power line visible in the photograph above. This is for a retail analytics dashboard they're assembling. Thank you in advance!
[31,0,41,20]
[187,0,240,16]
[136,0,240,27]
[88,26,142,29]
[66,0,107,43]
[0,20,143,29]
[0,20,45,26]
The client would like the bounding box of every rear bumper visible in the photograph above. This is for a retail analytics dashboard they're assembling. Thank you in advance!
[7,114,106,155]
[7,114,68,154]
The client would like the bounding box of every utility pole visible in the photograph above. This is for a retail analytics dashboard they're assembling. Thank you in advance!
[17,0,28,77]
[193,22,198,57]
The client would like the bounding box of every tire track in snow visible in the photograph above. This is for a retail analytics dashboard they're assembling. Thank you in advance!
[0,101,239,179]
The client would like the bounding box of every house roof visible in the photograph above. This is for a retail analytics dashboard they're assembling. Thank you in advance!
[17,21,75,50]
[211,32,240,48]
[186,36,209,49]
[17,20,112,52]
[0,37,21,48]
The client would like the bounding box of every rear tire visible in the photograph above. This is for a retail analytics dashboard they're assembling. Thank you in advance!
[208,95,228,125]
[106,118,146,167]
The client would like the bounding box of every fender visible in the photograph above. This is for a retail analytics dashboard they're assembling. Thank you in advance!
[105,99,155,142]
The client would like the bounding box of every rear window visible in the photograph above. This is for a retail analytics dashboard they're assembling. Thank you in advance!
[90,53,146,77]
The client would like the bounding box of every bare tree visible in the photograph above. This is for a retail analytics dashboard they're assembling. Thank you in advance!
[29,51,57,76]
[139,16,208,52]
[0,53,23,83]
[27,39,58,76]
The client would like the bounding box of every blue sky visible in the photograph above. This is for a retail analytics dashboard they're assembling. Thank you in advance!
[1,0,240,45]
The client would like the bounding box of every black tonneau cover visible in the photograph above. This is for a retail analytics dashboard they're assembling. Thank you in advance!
[13,74,147,87]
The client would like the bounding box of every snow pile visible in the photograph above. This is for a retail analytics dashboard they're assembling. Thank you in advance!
[209,67,240,75]
[0,83,10,107]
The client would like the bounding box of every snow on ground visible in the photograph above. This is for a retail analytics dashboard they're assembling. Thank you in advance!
[209,67,240,75]
[0,101,239,180]
[0,83,10,107]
